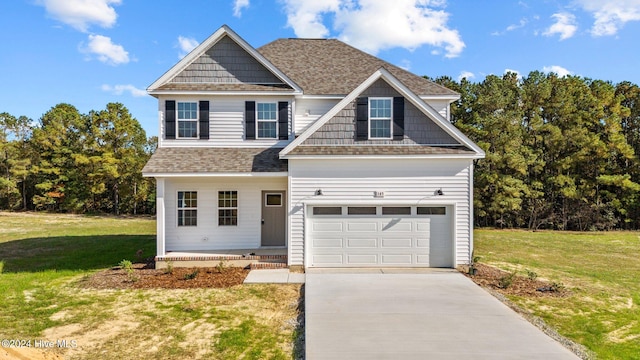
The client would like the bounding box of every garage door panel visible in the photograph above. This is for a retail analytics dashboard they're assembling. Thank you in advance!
[346,238,377,248]
[347,222,378,232]
[381,238,413,248]
[416,254,430,264]
[347,254,378,264]
[313,222,344,232]
[381,221,412,231]
[381,254,412,265]
[312,254,343,265]
[416,238,429,248]
[313,238,343,248]
[416,222,431,232]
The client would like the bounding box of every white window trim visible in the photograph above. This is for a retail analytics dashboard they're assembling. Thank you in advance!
[177,190,197,227]
[177,101,198,139]
[265,193,283,207]
[218,190,238,226]
[256,102,278,140]
[368,97,393,140]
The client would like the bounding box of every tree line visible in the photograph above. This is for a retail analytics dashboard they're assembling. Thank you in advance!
[434,71,640,230]
[0,103,156,215]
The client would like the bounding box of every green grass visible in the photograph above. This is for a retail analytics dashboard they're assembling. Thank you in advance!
[475,229,640,359]
[0,212,302,359]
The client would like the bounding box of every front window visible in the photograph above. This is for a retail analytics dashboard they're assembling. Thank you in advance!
[177,191,197,226]
[369,98,392,139]
[257,103,277,139]
[218,191,238,226]
[177,102,198,138]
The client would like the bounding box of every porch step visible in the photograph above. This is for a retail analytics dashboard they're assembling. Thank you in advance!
[155,253,287,269]
[249,262,289,270]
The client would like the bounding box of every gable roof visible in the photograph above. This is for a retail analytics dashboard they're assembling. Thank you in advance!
[258,38,458,97]
[147,25,302,94]
[280,68,485,158]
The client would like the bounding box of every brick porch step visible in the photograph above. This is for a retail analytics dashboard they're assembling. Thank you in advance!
[155,253,287,269]
[249,262,289,270]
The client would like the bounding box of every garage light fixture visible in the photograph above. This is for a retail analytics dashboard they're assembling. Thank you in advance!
[435,188,444,196]
[315,189,324,196]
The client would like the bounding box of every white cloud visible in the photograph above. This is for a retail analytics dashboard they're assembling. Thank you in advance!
[82,34,129,65]
[38,0,121,32]
[281,0,465,58]
[543,12,577,40]
[491,18,528,36]
[101,84,147,97]
[575,0,640,36]
[233,0,250,17]
[542,65,572,77]
[177,36,199,58]
[457,71,475,81]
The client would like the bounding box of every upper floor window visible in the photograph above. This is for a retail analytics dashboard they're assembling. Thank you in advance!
[257,102,277,139]
[177,102,198,138]
[369,98,392,139]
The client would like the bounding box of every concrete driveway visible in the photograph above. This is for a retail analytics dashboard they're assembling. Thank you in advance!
[305,269,579,360]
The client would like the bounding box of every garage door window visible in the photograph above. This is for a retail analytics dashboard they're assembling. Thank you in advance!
[313,207,342,215]
[348,207,377,215]
[382,207,411,215]
[417,206,446,215]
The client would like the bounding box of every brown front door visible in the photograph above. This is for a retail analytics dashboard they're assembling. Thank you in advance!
[261,191,286,246]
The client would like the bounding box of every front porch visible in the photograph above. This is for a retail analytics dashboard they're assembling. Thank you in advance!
[155,248,288,270]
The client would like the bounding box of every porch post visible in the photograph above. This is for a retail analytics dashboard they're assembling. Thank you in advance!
[156,177,166,257]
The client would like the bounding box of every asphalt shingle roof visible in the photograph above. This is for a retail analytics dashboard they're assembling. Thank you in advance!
[258,39,458,97]
[286,145,475,156]
[142,147,288,174]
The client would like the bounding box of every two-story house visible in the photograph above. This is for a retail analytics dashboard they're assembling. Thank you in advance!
[142,25,485,269]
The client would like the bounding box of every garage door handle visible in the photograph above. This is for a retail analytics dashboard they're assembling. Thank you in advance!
[261,219,265,225]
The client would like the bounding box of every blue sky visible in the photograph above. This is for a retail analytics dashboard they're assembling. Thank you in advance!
[2,0,640,137]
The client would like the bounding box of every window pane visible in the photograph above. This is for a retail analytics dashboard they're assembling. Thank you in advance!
[417,207,446,215]
[178,102,197,120]
[370,119,391,138]
[257,121,277,138]
[218,191,238,226]
[370,99,391,118]
[348,207,377,215]
[313,207,342,215]
[266,194,282,206]
[382,207,411,215]
[257,103,277,120]
[178,120,197,138]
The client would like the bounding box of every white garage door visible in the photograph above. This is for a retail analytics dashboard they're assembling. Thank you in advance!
[309,205,453,267]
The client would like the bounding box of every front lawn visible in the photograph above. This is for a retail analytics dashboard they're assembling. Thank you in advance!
[474,229,640,359]
[0,212,303,360]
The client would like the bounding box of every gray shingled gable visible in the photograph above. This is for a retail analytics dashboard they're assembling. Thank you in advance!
[301,79,460,146]
[169,35,287,86]
[258,39,458,96]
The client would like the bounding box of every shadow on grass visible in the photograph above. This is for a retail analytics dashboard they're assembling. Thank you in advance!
[0,235,155,273]
[294,284,305,360]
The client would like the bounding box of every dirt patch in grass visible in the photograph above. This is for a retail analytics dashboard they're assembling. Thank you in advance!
[79,262,249,289]
[462,263,569,298]
[0,347,64,360]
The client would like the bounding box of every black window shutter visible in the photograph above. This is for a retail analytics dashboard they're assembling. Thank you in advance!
[199,101,209,140]
[245,101,256,140]
[165,100,176,139]
[278,101,288,140]
[356,97,368,140]
[393,97,405,140]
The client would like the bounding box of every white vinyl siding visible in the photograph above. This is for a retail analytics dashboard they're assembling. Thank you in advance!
[157,95,293,147]
[163,177,286,251]
[294,98,340,134]
[288,158,473,267]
